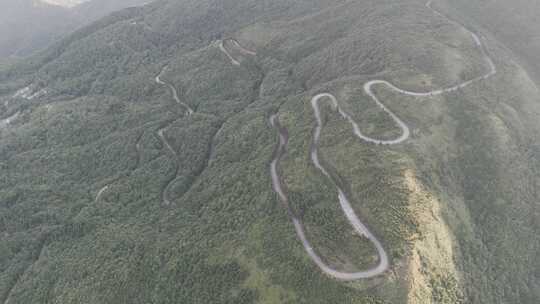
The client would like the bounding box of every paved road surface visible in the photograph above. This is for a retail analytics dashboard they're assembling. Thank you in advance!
[268,0,496,280]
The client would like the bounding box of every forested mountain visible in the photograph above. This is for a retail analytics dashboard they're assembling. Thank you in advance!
[0,0,539,303]
[0,0,149,60]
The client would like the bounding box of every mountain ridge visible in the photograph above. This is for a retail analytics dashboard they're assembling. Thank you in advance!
[0,0,539,303]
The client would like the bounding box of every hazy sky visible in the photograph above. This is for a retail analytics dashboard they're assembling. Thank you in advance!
[0,0,151,58]
[41,0,88,7]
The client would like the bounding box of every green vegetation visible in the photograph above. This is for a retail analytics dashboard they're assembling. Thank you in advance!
[1,0,540,303]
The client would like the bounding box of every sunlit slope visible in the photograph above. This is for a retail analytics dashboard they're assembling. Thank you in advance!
[0,0,539,303]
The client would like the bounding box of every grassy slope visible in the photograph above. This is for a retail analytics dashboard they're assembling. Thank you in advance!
[1,0,539,303]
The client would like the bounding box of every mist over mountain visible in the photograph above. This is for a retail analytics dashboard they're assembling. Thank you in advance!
[0,0,539,303]
[42,0,88,8]
[0,0,149,60]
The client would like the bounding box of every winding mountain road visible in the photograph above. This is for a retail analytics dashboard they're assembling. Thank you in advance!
[157,124,179,206]
[270,115,389,280]
[95,185,109,203]
[155,67,194,205]
[0,112,19,129]
[219,40,241,66]
[268,0,497,281]
[157,127,177,156]
[155,67,194,115]
[218,38,257,66]
[229,39,257,56]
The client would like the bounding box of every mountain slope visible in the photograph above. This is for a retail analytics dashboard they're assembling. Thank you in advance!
[0,0,539,303]
[0,0,150,60]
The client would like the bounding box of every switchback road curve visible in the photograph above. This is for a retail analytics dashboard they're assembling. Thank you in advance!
[155,67,194,205]
[269,0,496,280]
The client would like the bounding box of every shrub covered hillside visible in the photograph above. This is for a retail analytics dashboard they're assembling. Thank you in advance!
[1,0,539,303]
